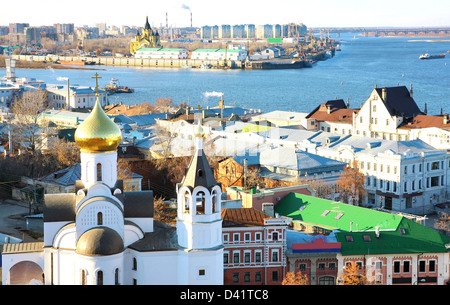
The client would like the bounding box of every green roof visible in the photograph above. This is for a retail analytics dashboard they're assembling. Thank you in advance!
[276,193,450,255]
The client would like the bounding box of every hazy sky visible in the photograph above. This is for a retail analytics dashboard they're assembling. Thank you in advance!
[1,0,449,28]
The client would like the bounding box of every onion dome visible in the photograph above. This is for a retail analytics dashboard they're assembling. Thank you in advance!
[76,227,124,256]
[194,121,204,138]
[75,100,122,153]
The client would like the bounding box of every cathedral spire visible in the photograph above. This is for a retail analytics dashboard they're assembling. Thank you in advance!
[145,16,151,30]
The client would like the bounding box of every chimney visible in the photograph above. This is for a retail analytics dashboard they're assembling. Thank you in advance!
[375,226,380,238]
[444,114,448,125]
[410,83,413,98]
[350,221,353,232]
[327,105,331,114]
[262,202,274,217]
[382,88,387,101]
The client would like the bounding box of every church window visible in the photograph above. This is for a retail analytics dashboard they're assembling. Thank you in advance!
[97,212,103,225]
[81,270,86,285]
[196,191,206,214]
[97,270,103,285]
[115,268,119,285]
[132,258,137,270]
[198,269,206,277]
[97,163,102,181]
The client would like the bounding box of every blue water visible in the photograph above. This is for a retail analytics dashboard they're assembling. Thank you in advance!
[4,33,450,115]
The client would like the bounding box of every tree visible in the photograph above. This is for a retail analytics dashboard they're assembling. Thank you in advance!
[11,90,51,159]
[434,211,450,236]
[49,138,80,167]
[282,271,309,285]
[154,195,177,223]
[336,160,366,205]
[337,262,368,285]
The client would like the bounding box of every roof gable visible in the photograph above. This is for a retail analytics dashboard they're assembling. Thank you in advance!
[374,86,423,118]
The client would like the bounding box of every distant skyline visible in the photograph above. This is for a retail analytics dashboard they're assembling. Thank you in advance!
[1,0,450,28]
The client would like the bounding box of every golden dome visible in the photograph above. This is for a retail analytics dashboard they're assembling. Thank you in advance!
[75,99,122,152]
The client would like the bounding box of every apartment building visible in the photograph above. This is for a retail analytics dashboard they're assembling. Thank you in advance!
[222,208,290,285]
[46,84,108,109]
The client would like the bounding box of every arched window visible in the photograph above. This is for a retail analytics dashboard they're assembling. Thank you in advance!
[81,269,86,285]
[97,163,102,181]
[184,191,190,213]
[115,268,119,285]
[97,212,103,225]
[197,191,206,214]
[132,257,137,270]
[97,270,103,285]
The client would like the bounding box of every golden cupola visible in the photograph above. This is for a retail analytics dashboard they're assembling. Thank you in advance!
[75,99,122,153]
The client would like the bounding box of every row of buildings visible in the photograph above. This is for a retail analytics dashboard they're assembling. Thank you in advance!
[2,95,449,285]
[200,23,308,40]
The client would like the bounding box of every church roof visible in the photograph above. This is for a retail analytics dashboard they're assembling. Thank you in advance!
[144,16,151,30]
[76,227,124,256]
[128,221,178,252]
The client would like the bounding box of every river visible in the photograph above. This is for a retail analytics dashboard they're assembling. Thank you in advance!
[3,33,450,115]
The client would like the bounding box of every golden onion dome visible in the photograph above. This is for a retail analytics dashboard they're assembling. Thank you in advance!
[75,99,122,153]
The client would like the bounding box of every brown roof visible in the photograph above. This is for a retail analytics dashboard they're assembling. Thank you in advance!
[308,108,358,123]
[399,114,450,130]
[221,208,272,227]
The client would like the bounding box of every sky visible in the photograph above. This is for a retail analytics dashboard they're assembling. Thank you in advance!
[1,0,450,28]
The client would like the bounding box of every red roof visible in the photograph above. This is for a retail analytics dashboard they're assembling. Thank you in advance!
[399,114,450,129]
[221,208,272,227]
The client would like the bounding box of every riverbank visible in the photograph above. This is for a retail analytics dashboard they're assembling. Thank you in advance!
[0,55,105,71]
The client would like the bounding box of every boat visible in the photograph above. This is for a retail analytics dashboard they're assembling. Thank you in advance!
[103,78,134,94]
[419,53,446,60]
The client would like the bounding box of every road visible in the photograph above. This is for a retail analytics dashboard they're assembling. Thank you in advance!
[0,199,40,243]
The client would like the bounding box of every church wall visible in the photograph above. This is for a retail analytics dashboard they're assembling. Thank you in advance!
[183,249,224,285]
[126,249,179,285]
[2,251,44,285]
[44,222,72,246]
[125,217,153,234]
[74,253,124,285]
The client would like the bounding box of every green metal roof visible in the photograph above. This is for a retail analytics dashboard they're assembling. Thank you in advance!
[275,193,450,255]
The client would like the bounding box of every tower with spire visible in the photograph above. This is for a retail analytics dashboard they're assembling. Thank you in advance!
[176,120,224,284]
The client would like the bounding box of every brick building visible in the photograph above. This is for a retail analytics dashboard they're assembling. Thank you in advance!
[222,208,290,285]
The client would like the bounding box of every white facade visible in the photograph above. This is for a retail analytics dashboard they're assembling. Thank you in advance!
[191,49,247,61]
[47,84,108,109]
[135,48,189,59]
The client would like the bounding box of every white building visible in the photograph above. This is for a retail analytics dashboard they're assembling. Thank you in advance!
[134,47,189,59]
[46,84,108,109]
[1,98,223,285]
[191,49,247,61]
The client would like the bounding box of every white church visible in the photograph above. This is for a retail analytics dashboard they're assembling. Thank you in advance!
[1,87,224,285]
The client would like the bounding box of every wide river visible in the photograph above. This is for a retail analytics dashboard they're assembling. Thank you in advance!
[4,33,450,115]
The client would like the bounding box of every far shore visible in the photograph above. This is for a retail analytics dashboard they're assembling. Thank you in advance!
[0,56,105,71]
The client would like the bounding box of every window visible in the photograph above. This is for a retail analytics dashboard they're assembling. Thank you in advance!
[363,234,372,242]
[233,252,240,263]
[255,233,261,241]
[272,271,279,282]
[233,273,239,283]
[97,270,103,285]
[345,235,354,242]
[233,233,240,242]
[318,263,325,270]
[224,253,229,264]
[115,268,119,285]
[244,272,250,282]
[97,212,103,225]
[199,269,206,276]
[394,261,400,273]
[132,257,137,270]
[419,260,426,273]
[244,233,251,241]
[81,270,86,285]
[272,232,278,241]
[431,176,439,187]
[298,263,306,271]
[255,272,262,282]
[403,261,410,273]
[244,252,251,263]
[223,234,229,242]
[429,260,436,272]
[329,262,336,270]
[272,250,279,262]
[96,163,102,181]
[255,251,262,263]
[431,161,439,170]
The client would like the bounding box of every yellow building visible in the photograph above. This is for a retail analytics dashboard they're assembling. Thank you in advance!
[130,16,161,54]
